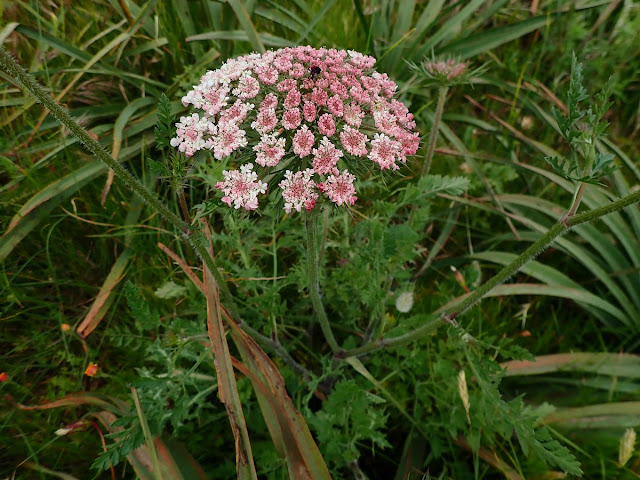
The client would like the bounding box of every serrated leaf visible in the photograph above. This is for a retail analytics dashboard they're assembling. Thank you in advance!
[154,93,174,150]
[124,281,160,330]
[155,280,188,299]
[404,175,470,203]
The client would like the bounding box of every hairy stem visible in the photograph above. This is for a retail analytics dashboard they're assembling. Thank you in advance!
[305,209,340,353]
[0,46,239,320]
[177,186,192,224]
[421,85,448,177]
[340,188,640,357]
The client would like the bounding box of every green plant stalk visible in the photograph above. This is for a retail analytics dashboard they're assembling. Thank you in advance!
[340,187,640,358]
[305,209,340,353]
[0,46,239,319]
[340,316,445,358]
[564,141,596,222]
[564,181,587,222]
[176,186,192,224]
[131,387,164,480]
[421,85,448,177]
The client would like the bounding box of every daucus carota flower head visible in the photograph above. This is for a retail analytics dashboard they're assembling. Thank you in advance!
[426,59,467,80]
[409,55,485,88]
[172,46,420,212]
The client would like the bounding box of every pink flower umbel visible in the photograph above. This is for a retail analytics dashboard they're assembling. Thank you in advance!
[279,169,319,213]
[84,363,98,377]
[318,113,336,136]
[171,46,420,212]
[254,134,286,167]
[216,164,267,210]
[312,136,343,175]
[369,133,404,170]
[340,125,368,157]
[318,170,357,206]
[293,125,315,158]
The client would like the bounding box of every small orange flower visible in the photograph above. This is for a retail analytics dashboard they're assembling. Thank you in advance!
[61,323,71,332]
[84,363,98,377]
[0,372,8,382]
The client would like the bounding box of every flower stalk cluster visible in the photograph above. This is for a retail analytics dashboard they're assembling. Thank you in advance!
[171,46,420,212]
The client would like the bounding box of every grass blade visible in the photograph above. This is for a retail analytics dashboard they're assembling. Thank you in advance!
[470,251,582,288]
[203,263,258,479]
[544,402,640,429]
[435,283,628,325]
[415,0,487,58]
[295,0,336,45]
[15,393,127,414]
[443,15,551,59]
[0,161,106,262]
[227,0,265,53]
[159,243,330,479]
[187,31,295,48]
[76,248,134,338]
[228,320,332,480]
[502,352,640,378]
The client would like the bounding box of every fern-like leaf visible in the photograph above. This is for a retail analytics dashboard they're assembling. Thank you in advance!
[154,93,174,150]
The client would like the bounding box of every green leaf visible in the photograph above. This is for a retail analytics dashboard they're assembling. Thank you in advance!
[113,96,155,159]
[308,379,390,466]
[227,0,266,53]
[513,425,582,475]
[124,281,160,331]
[442,15,550,60]
[0,161,106,262]
[155,280,188,299]
[419,174,470,197]
[502,352,640,378]
[154,93,174,150]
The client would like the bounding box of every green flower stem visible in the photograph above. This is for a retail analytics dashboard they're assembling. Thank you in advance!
[305,209,340,353]
[421,85,448,177]
[564,141,596,222]
[340,187,640,358]
[564,181,587,222]
[0,46,238,319]
[176,186,192,224]
[338,316,445,358]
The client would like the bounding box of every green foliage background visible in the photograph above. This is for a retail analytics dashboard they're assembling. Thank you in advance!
[2,1,640,479]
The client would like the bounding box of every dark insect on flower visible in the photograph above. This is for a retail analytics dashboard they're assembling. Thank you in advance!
[309,65,321,79]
